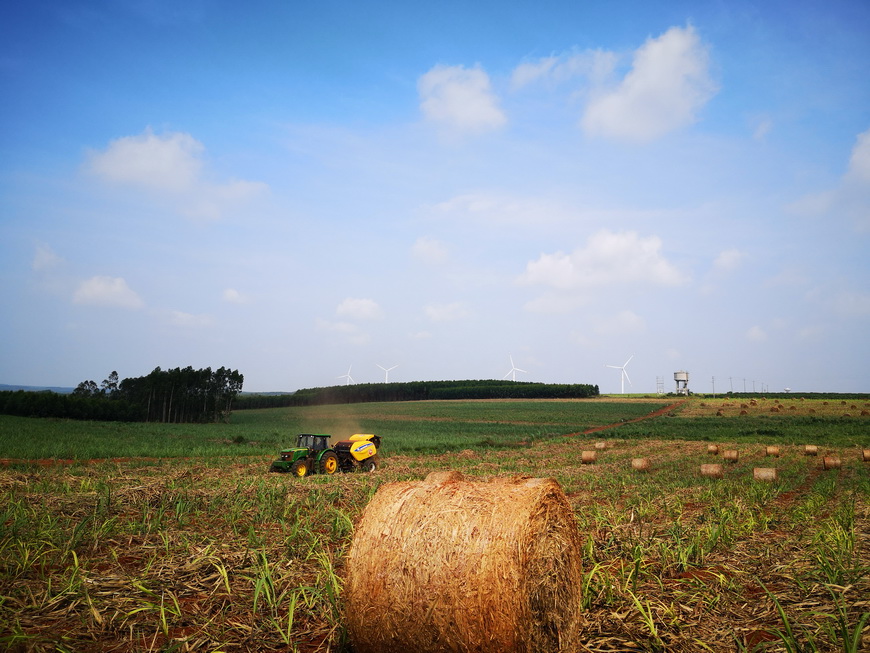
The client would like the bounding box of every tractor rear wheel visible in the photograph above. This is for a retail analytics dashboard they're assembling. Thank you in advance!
[291,460,308,478]
[319,452,339,475]
[361,455,379,472]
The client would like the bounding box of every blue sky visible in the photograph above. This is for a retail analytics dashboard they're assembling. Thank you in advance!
[1,0,869,393]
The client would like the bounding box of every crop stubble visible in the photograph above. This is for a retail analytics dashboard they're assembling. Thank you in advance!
[1,398,868,652]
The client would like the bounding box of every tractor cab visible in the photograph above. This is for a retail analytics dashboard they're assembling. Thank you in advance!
[297,433,330,451]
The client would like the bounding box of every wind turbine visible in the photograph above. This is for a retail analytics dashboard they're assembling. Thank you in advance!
[377,364,398,383]
[337,365,354,386]
[503,354,527,382]
[605,355,633,394]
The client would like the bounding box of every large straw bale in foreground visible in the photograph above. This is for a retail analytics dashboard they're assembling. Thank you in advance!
[344,471,583,653]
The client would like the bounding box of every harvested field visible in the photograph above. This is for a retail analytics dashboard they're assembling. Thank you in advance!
[1,398,869,651]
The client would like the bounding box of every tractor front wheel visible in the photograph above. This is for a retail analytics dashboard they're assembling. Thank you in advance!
[320,452,339,475]
[291,460,308,478]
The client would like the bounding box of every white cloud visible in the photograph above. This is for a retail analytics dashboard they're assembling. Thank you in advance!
[336,297,382,320]
[72,276,144,309]
[412,236,449,265]
[424,302,469,322]
[713,248,745,272]
[33,243,63,271]
[222,288,248,304]
[86,128,267,219]
[418,64,507,134]
[520,229,683,290]
[746,325,767,342]
[581,25,718,142]
[87,129,203,192]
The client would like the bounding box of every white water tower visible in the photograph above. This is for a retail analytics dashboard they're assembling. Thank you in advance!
[674,371,690,395]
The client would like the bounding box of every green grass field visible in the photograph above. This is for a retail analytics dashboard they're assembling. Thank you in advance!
[3,396,867,461]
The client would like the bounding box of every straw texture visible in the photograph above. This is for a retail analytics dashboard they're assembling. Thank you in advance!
[753,467,778,482]
[344,471,583,653]
[700,463,724,479]
[631,457,650,472]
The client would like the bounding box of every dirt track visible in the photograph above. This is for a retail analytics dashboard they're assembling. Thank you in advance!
[569,399,687,436]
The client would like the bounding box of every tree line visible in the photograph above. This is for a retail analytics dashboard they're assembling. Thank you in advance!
[0,366,244,423]
[235,379,599,409]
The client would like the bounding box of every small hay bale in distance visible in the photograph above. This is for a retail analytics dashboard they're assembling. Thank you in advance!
[822,456,841,470]
[707,444,719,455]
[631,457,650,472]
[344,471,584,653]
[594,441,608,450]
[753,467,778,482]
[581,450,597,464]
[722,449,739,463]
[804,444,818,456]
[863,449,870,462]
[765,445,781,457]
[700,463,724,479]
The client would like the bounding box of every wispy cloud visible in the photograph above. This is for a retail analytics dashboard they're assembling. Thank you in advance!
[336,298,383,320]
[510,49,616,90]
[430,191,571,226]
[32,243,63,272]
[72,276,144,309]
[713,248,746,273]
[789,127,870,231]
[167,310,214,328]
[412,236,449,265]
[424,302,469,322]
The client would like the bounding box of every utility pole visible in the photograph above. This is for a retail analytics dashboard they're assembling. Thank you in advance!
[711,376,715,397]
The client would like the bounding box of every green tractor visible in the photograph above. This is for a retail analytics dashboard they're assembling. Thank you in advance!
[269,433,380,478]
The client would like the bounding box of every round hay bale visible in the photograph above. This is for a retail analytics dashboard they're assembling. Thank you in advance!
[863,449,870,462]
[804,444,818,456]
[581,450,597,464]
[753,467,778,482]
[344,471,584,653]
[722,449,739,463]
[631,457,650,472]
[765,445,781,457]
[822,456,841,470]
[700,463,723,479]
[707,444,719,455]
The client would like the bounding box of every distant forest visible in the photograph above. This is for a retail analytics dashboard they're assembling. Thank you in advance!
[0,367,244,423]
[234,380,601,409]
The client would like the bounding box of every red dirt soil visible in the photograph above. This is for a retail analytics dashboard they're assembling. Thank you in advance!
[565,399,687,436]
